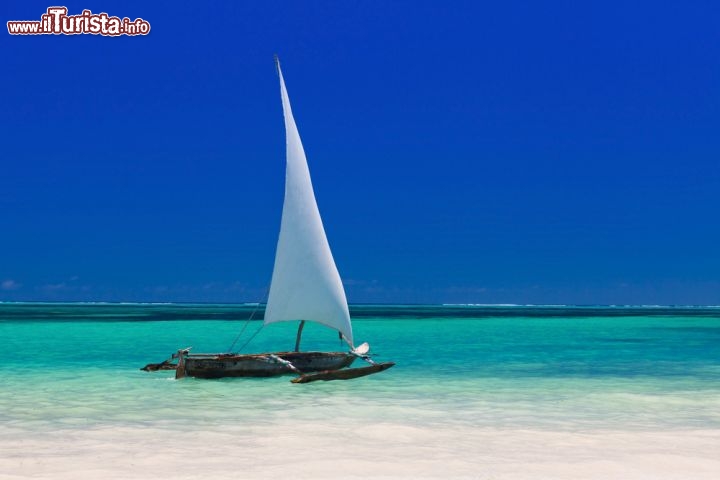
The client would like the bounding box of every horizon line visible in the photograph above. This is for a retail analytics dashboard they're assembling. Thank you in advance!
[1,301,720,308]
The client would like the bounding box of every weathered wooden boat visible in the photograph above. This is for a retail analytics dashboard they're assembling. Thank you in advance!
[176,351,357,379]
[144,57,394,383]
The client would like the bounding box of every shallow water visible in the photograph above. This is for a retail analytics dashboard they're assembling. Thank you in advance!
[1,304,719,478]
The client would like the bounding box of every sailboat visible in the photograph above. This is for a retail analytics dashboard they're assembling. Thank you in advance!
[157,57,394,383]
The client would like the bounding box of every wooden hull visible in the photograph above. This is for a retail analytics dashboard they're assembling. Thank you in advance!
[183,351,355,379]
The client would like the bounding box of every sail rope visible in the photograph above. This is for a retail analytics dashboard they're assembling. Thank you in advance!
[227,286,269,352]
[236,323,264,352]
[226,310,255,352]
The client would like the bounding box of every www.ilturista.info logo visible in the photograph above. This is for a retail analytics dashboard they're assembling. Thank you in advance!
[7,7,150,36]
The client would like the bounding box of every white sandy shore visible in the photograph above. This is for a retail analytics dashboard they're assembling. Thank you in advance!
[1,423,719,479]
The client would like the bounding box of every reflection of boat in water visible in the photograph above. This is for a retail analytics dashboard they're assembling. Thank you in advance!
[144,57,393,383]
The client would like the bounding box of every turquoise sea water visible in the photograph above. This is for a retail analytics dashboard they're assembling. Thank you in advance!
[2,303,720,478]
[3,303,719,429]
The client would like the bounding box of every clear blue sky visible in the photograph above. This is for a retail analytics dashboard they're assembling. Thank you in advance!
[2,1,719,304]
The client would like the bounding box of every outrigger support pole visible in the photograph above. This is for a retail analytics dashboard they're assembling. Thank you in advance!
[173,347,191,379]
[266,354,302,374]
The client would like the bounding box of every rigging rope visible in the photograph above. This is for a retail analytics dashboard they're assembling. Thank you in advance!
[227,286,269,352]
[226,316,253,352]
[236,323,264,353]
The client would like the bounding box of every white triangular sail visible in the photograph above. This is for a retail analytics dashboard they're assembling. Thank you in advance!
[264,58,354,347]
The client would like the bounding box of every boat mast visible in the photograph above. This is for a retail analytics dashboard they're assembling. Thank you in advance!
[294,320,305,352]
